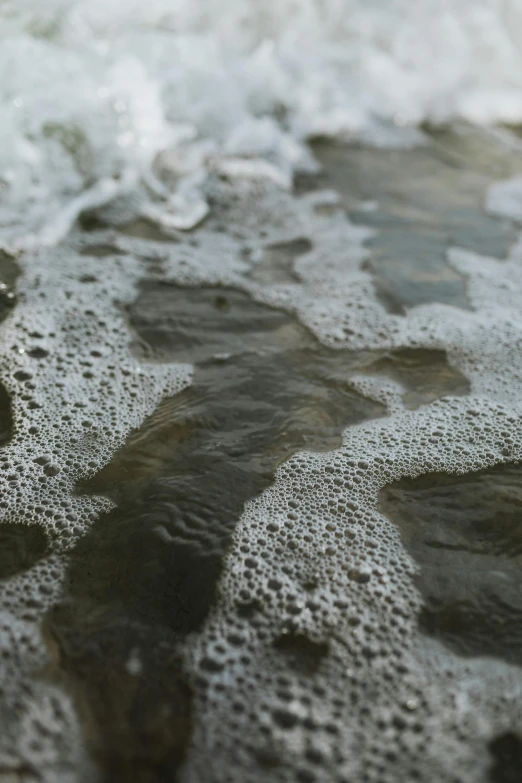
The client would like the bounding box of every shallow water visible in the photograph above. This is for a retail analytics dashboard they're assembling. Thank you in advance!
[5,4,522,783]
[381,463,522,666]
[39,282,467,780]
[2,123,522,783]
[302,127,522,313]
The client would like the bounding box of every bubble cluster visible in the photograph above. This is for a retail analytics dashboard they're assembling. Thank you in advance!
[0,246,192,775]
[2,162,522,781]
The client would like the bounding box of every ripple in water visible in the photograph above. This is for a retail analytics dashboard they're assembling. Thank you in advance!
[42,284,470,780]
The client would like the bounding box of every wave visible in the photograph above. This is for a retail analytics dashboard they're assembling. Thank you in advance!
[2,0,522,245]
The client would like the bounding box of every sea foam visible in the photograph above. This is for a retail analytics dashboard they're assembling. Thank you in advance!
[2,0,522,245]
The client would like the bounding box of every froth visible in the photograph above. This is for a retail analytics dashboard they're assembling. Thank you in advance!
[2,153,522,780]
[4,1,522,247]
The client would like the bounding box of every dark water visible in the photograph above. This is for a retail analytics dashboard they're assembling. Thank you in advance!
[299,127,521,314]
[76,284,468,633]
[381,463,522,666]
[43,602,192,783]
[0,249,20,321]
[0,251,17,445]
[38,282,468,782]
[0,252,42,581]
[0,381,12,446]
[23,126,522,781]
[0,522,48,579]
[489,732,522,783]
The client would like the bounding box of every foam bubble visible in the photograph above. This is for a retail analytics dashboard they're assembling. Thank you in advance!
[2,136,522,779]
[3,1,522,245]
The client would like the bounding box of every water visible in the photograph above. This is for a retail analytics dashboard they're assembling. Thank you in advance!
[3,4,522,781]
[3,1,522,248]
[303,127,522,312]
[43,602,193,783]
[381,464,522,666]
[0,523,48,580]
[2,125,522,782]
[489,732,522,783]
[40,283,466,779]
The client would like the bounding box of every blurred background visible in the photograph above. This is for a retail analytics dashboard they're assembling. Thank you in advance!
[2,0,522,246]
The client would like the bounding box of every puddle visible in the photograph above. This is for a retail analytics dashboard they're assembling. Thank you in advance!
[380,463,522,665]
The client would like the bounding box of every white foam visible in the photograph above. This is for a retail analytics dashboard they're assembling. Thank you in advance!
[487,175,522,221]
[3,0,522,244]
[3,4,522,775]
[2,172,522,780]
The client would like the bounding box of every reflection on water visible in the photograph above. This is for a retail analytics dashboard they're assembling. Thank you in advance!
[42,283,469,780]
[381,464,522,665]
